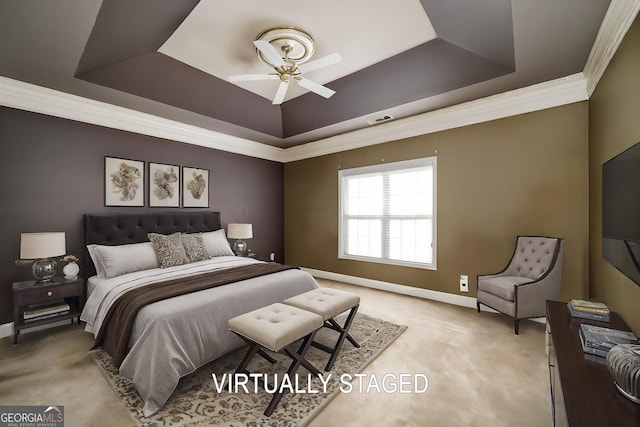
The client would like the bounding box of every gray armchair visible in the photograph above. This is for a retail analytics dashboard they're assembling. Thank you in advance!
[476,236,563,334]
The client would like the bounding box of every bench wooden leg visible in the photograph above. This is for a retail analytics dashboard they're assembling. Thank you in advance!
[325,304,358,371]
[310,304,360,372]
[257,348,277,364]
[231,330,322,417]
[234,341,261,376]
[327,316,360,349]
[264,330,319,417]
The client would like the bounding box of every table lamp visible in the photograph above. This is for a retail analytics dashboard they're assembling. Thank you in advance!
[227,224,252,256]
[20,232,66,282]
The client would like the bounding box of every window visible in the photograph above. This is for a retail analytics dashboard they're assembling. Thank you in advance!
[339,157,437,269]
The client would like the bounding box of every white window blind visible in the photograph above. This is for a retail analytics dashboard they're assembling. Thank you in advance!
[339,157,437,270]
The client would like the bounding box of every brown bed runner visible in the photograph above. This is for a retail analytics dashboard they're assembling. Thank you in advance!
[93,263,298,368]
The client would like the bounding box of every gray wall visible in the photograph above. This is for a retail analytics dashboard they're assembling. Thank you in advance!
[0,107,284,324]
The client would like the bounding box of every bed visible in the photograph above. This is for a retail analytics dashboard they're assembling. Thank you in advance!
[80,212,318,416]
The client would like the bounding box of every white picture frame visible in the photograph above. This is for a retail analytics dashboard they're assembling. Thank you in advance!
[182,166,209,208]
[105,156,144,207]
[149,162,180,207]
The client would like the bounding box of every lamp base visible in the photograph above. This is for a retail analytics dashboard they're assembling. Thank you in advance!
[32,258,56,282]
[232,240,247,256]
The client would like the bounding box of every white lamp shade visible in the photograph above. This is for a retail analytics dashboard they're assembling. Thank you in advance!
[20,232,66,259]
[227,223,253,239]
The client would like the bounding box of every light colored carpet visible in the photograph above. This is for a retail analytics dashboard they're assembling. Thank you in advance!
[0,280,551,427]
[90,313,406,426]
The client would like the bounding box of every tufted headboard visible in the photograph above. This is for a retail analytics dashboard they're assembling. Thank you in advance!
[83,211,222,278]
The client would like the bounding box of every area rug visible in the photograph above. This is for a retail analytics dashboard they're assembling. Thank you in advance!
[91,313,406,427]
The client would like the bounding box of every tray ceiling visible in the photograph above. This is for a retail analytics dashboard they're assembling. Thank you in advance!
[159,0,438,103]
[0,0,612,148]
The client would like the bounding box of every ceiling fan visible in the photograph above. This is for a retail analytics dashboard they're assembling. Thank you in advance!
[229,27,341,105]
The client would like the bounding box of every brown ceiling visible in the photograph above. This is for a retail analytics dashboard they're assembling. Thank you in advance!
[0,0,611,148]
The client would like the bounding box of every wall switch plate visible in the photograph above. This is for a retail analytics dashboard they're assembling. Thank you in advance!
[460,275,469,292]
[270,253,275,261]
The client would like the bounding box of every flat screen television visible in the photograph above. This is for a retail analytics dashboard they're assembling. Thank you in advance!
[602,140,640,287]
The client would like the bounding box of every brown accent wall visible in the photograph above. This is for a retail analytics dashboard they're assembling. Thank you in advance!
[285,103,589,303]
[0,107,284,325]
[589,16,640,333]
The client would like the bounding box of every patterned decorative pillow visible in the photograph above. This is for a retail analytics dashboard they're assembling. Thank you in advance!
[181,233,210,263]
[148,232,189,268]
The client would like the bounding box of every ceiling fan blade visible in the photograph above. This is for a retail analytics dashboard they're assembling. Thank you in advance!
[298,53,342,74]
[272,81,289,105]
[297,77,336,99]
[229,74,279,82]
[253,40,285,68]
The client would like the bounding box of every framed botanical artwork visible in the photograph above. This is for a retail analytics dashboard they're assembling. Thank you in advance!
[182,166,209,208]
[105,156,144,206]
[149,162,180,207]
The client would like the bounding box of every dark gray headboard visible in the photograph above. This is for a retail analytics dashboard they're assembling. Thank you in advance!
[83,211,222,278]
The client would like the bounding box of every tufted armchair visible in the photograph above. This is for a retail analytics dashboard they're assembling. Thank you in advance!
[476,236,563,334]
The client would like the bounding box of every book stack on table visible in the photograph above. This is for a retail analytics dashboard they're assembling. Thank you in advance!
[567,299,610,322]
[579,324,640,358]
[23,302,70,323]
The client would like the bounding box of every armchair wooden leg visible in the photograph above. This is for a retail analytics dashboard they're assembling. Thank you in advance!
[514,319,519,335]
[476,301,481,313]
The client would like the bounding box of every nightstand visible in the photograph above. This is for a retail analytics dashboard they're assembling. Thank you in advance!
[12,276,84,345]
[239,252,268,261]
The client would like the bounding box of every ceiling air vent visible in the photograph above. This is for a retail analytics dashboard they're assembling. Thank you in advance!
[366,114,395,126]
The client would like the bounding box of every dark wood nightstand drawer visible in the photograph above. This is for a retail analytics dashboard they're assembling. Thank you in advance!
[15,281,83,306]
[12,277,85,344]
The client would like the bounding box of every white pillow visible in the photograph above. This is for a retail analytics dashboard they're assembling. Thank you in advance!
[87,244,107,278]
[201,229,235,257]
[88,242,160,279]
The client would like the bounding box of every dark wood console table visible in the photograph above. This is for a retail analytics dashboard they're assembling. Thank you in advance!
[546,300,640,426]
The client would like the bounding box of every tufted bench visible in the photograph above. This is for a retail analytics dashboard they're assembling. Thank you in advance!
[228,303,324,416]
[283,288,360,371]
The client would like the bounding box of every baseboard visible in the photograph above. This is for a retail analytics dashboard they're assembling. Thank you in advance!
[302,268,478,308]
[0,322,13,339]
[302,268,547,325]
[0,319,75,340]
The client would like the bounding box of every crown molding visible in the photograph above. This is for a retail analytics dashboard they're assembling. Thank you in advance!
[584,0,640,96]
[0,73,590,164]
[0,2,633,164]
[1,73,589,164]
[282,73,589,162]
[0,76,285,162]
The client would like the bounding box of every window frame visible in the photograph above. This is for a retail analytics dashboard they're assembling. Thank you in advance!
[338,156,437,270]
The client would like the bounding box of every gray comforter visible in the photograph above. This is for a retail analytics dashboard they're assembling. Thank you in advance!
[81,257,318,416]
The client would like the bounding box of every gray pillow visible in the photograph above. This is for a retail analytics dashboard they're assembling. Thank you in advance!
[181,233,210,263]
[201,229,235,257]
[89,242,160,279]
[148,232,189,268]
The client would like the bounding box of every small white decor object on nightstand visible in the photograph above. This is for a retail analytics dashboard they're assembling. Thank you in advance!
[63,262,80,279]
[61,255,80,279]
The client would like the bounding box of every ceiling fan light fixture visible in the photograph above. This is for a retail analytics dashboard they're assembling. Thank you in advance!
[254,26,316,68]
[229,26,340,104]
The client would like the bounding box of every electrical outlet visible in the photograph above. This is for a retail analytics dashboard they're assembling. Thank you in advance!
[459,275,469,292]
[270,252,275,262]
